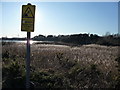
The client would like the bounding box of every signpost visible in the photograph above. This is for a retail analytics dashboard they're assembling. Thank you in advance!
[21,3,36,88]
[21,3,35,32]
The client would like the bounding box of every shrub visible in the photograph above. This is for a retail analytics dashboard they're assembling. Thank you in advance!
[56,52,76,69]
[2,51,9,59]
[115,57,120,89]
[2,60,25,88]
[30,70,68,88]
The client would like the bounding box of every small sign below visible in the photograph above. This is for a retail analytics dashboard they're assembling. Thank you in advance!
[21,4,36,32]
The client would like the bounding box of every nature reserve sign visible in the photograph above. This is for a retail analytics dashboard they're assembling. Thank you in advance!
[21,4,35,32]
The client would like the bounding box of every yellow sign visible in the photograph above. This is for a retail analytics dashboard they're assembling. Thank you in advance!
[21,4,36,32]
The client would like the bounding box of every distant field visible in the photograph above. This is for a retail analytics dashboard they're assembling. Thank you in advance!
[2,42,120,88]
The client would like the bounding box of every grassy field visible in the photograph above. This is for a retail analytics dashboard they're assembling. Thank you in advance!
[2,42,120,88]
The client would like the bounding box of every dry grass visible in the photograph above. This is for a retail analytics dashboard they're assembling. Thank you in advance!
[2,42,119,88]
[30,44,118,74]
[2,43,118,73]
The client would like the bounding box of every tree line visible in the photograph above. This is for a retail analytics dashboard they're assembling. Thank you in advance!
[33,33,120,46]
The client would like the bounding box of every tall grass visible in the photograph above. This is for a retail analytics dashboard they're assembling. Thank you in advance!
[2,42,119,88]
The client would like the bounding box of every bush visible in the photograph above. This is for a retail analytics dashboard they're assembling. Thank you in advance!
[30,70,69,88]
[2,60,25,88]
[115,57,120,89]
[56,52,76,69]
